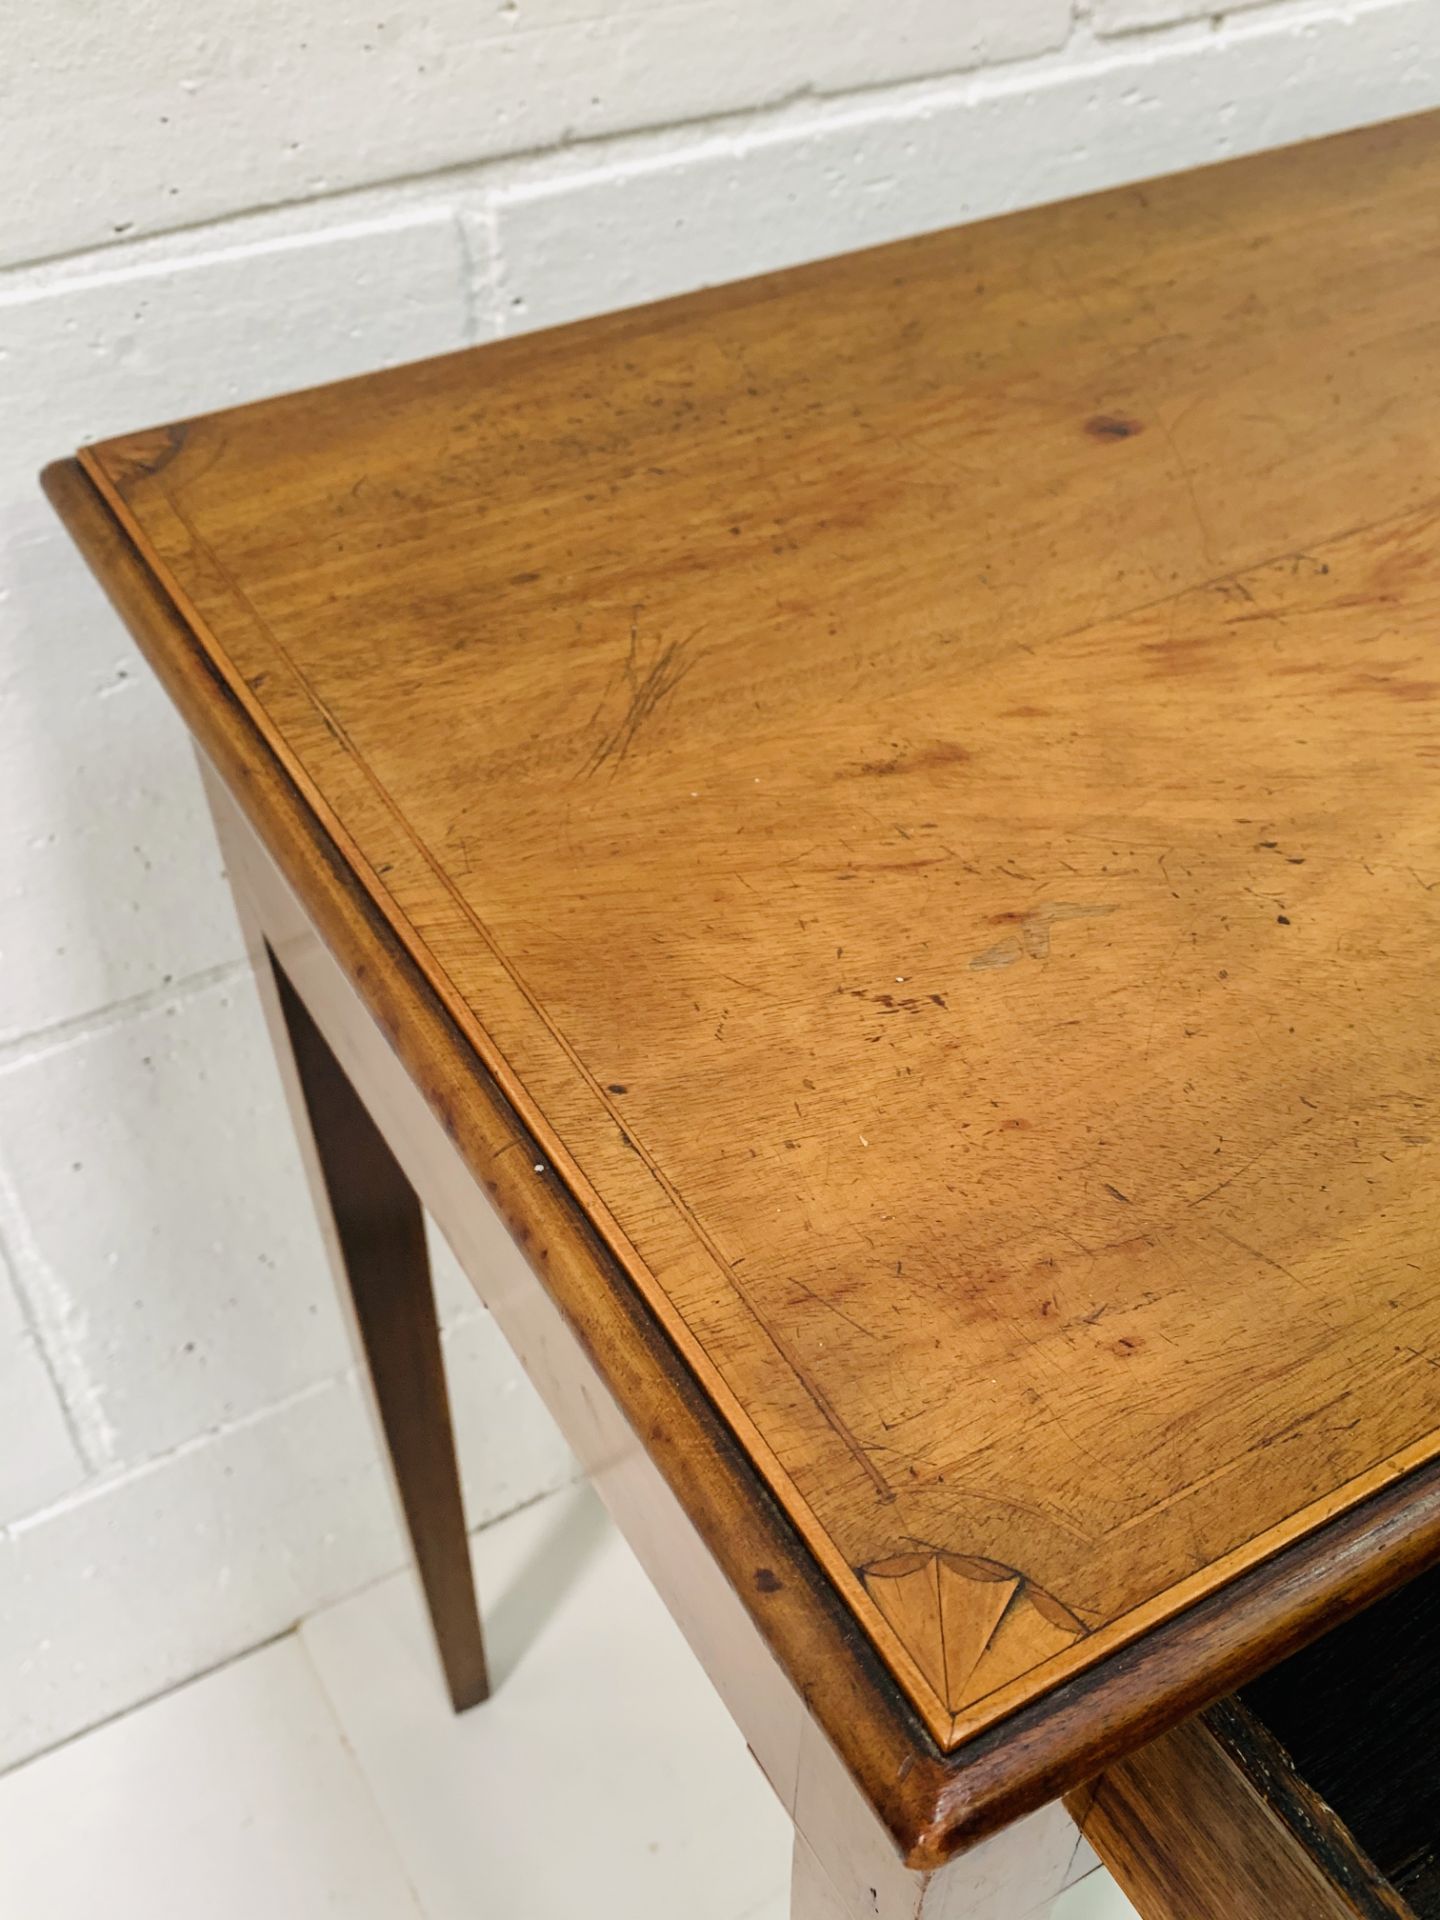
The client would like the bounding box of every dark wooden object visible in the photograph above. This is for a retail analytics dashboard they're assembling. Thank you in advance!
[270,945,489,1711]
[1068,1564,1440,1919]
[1241,1565,1440,1913]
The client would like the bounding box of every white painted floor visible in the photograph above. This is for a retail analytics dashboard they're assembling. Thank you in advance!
[0,1484,1138,1918]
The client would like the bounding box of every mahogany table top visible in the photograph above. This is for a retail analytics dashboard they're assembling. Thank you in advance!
[50,110,1440,1805]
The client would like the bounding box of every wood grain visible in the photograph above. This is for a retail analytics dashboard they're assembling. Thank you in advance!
[1065,1703,1417,1920]
[40,444,1440,1866]
[42,108,1440,1830]
[197,745,1084,1908]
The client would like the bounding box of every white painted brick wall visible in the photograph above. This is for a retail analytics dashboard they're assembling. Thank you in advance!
[2,0,1437,1771]
[6,0,1072,266]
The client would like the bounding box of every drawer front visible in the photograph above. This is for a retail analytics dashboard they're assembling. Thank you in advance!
[1065,1564,1440,1920]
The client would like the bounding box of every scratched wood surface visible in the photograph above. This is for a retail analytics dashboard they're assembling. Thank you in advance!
[76,112,1440,1752]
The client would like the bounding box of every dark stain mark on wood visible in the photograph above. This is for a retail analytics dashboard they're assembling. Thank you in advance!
[849,740,973,778]
[110,421,189,482]
[1086,413,1145,441]
[846,985,949,1016]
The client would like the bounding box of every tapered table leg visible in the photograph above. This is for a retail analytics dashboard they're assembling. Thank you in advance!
[267,944,490,1711]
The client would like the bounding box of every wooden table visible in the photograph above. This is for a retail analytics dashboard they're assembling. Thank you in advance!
[47,111,1440,1919]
